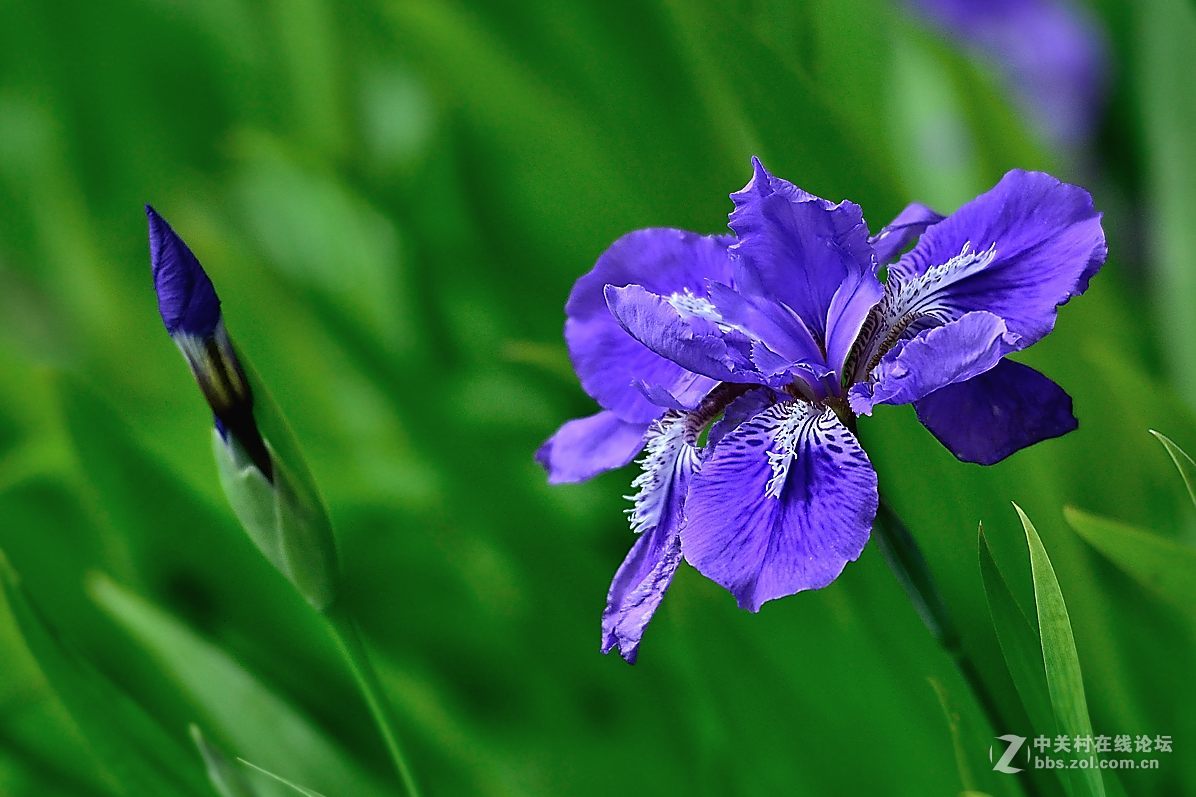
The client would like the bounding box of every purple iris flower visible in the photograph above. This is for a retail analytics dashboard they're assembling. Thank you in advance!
[147,205,273,480]
[908,0,1108,149]
[538,158,1105,663]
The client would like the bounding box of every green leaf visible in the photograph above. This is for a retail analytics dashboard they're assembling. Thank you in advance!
[238,759,329,797]
[1063,506,1196,610]
[978,528,1054,735]
[190,725,261,797]
[1148,430,1196,509]
[1014,505,1106,797]
[0,550,208,797]
[926,677,978,793]
[1139,0,1196,404]
[87,574,389,797]
[212,429,337,611]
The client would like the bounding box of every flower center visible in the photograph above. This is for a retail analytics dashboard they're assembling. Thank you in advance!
[848,241,998,379]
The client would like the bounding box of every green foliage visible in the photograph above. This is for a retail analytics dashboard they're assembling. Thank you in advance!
[211,429,337,611]
[88,574,388,797]
[190,726,260,797]
[1064,507,1196,610]
[236,760,329,797]
[1,0,1194,794]
[1016,506,1106,797]
[1148,431,1196,510]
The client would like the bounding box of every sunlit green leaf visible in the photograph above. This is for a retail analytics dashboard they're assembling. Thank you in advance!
[1015,505,1105,797]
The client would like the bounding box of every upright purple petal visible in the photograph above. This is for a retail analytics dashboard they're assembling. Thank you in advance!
[850,311,1019,415]
[565,229,730,423]
[602,412,697,662]
[888,170,1106,346]
[728,158,882,379]
[682,401,878,612]
[705,281,824,368]
[869,202,944,265]
[536,411,648,484]
[914,359,1077,464]
[147,205,221,337]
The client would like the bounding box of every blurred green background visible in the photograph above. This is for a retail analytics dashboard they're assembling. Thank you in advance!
[2,0,1195,795]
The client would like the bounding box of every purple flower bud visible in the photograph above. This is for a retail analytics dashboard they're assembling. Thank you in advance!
[147,205,221,338]
[146,205,272,481]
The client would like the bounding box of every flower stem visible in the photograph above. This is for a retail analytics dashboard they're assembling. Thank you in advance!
[326,603,422,797]
[873,499,1042,797]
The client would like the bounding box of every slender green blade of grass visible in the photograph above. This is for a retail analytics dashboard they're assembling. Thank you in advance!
[1138,0,1196,406]
[1014,505,1105,797]
[190,725,263,797]
[1064,507,1196,609]
[927,676,979,794]
[1148,430,1196,510]
[978,528,1054,735]
[237,759,328,797]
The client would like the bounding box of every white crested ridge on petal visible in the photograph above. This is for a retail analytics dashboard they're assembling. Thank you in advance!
[625,410,699,535]
[851,241,999,379]
[682,399,878,612]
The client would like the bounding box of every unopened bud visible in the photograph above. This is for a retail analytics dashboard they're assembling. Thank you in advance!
[147,205,338,610]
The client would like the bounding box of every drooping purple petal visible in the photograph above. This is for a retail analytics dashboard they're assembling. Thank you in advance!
[887,170,1106,346]
[728,158,882,378]
[850,311,1019,415]
[602,412,697,662]
[601,520,683,665]
[869,202,944,265]
[147,205,221,337]
[536,411,648,484]
[909,0,1108,149]
[682,401,878,612]
[565,228,731,423]
[914,359,1077,464]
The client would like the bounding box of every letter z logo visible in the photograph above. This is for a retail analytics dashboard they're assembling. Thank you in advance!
[991,734,1027,774]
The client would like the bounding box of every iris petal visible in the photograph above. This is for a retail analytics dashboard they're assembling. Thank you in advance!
[604,284,757,384]
[887,169,1105,346]
[850,310,1019,415]
[536,411,648,484]
[682,401,878,612]
[147,205,222,337]
[869,202,944,265]
[728,158,882,378]
[602,413,697,662]
[706,388,782,449]
[914,359,1077,464]
[565,228,730,423]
